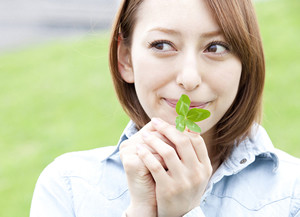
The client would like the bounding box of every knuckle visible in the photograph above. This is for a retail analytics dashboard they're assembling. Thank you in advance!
[178,135,190,146]
[189,132,199,140]
[161,147,176,159]
[190,173,204,186]
[206,164,213,177]
[191,134,204,144]
[122,158,136,172]
[151,162,162,173]
[159,122,171,133]
[181,178,192,190]
[119,141,135,160]
[143,132,157,144]
[157,122,176,135]
[190,164,212,184]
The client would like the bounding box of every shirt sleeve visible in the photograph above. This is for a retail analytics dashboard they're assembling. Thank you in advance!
[30,161,75,217]
[183,206,206,217]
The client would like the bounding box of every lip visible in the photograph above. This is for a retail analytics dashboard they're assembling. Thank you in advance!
[164,98,209,109]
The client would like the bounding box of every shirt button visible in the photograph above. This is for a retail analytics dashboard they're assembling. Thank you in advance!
[240,158,247,164]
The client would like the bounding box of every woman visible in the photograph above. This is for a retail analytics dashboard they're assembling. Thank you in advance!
[30,0,300,216]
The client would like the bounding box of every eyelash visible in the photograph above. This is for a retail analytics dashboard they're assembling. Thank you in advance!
[205,40,231,54]
[147,40,175,50]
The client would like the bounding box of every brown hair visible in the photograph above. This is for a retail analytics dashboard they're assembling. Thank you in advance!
[109,0,265,161]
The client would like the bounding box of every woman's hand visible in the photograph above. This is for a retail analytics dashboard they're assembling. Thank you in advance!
[120,122,168,217]
[137,118,213,217]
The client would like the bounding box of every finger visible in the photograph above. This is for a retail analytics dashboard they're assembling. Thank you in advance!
[183,130,211,166]
[128,120,174,150]
[136,131,174,157]
[121,121,176,168]
[140,144,167,169]
[150,118,200,165]
[123,121,157,154]
[151,131,176,150]
[120,140,146,176]
[120,138,164,166]
[141,123,176,150]
[138,120,156,133]
[142,131,183,175]
[137,144,169,183]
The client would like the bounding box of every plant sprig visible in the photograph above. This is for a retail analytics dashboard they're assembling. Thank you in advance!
[175,94,211,133]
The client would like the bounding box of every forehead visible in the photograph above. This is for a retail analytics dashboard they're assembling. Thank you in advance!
[134,0,220,35]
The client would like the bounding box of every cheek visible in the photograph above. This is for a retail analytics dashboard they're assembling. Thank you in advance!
[131,50,175,89]
[208,58,242,98]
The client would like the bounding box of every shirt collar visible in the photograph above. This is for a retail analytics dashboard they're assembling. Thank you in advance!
[223,124,279,175]
[103,120,138,160]
[202,124,279,198]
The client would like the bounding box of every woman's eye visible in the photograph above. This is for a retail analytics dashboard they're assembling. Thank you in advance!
[204,42,229,55]
[149,41,175,52]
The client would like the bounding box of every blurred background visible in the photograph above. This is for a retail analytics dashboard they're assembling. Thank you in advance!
[0,0,299,216]
[0,0,120,52]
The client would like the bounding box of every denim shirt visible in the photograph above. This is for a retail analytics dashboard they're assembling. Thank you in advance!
[30,121,300,217]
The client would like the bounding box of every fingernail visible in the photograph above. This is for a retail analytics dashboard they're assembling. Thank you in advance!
[152,118,162,126]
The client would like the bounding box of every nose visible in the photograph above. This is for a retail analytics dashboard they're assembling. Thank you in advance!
[176,56,202,91]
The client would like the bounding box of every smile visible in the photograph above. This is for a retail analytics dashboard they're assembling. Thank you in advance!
[163,98,209,109]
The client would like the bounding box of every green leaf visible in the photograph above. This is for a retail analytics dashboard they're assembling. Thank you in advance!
[175,94,211,133]
[176,94,190,116]
[186,108,211,122]
[186,119,201,133]
[175,115,186,132]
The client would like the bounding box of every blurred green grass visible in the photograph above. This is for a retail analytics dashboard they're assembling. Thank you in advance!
[0,33,129,217]
[0,0,299,216]
[256,0,300,156]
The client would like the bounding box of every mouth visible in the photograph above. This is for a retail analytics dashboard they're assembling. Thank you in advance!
[163,98,209,109]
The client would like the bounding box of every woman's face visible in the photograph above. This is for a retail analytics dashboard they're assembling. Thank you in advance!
[120,0,242,134]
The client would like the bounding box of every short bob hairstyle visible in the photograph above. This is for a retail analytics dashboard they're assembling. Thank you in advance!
[109,0,265,161]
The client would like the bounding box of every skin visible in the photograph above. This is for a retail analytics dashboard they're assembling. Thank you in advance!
[118,0,242,216]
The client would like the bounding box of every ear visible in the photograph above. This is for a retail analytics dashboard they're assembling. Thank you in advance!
[117,36,134,83]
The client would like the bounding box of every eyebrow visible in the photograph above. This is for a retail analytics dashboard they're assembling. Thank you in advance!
[147,27,223,39]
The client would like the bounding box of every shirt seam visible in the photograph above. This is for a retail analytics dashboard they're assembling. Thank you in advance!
[292,206,300,217]
[290,197,300,217]
[106,189,129,201]
[210,193,292,211]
